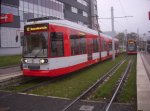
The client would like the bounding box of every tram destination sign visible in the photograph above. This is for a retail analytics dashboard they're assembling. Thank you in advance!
[24,23,49,32]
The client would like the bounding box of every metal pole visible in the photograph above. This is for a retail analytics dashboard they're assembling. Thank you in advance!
[145,37,147,54]
[137,28,139,51]
[111,7,115,61]
[124,29,127,52]
[95,15,102,60]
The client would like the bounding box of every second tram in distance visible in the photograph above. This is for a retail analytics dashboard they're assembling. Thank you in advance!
[127,39,137,54]
[22,19,119,77]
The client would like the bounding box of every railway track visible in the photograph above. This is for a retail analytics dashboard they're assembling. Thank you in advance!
[0,71,87,99]
[61,56,129,111]
[0,71,38,90]
[1,54,126,92]
[103,59,132,111]
[0,77,61,99]
[0,55,130,107]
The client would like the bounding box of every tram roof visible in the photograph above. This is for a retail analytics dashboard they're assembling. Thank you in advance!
[26,19,116,40]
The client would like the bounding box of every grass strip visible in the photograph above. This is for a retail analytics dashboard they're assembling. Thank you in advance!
[4,78,50,92]
[118,55,137,103]
[90,57,130,101]
[0,55,21,67]
[27,54,126,99]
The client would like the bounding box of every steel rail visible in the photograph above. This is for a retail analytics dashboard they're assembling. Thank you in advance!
[0,68,89,99]
[0,65,20,69]
[104,59,132,111]
[61,56,128,111]
[20,77,60,92]
[0,75,65,99]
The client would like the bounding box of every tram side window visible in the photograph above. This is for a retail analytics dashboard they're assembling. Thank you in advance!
[50,32,64,57]
[70,35,86,55]
[109,42,112,50]
[102,40,107,51]
[70,35,80,55]
[101,40,104,51]
[93,39,98,52]
[104,41,107,50]
[80,37,86,54]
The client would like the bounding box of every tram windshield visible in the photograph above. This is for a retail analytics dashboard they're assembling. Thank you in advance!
[23,32,48,57]
[128,43,136,51]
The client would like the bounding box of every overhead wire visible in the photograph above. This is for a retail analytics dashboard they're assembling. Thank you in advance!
[118,0,131,30]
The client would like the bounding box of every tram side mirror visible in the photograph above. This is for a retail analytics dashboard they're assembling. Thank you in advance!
[21,35,25,46]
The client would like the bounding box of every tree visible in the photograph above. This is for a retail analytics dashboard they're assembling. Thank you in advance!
[116,32,125,46]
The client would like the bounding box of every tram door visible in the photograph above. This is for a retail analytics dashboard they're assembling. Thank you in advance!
[107,43,109,56]
[87,38,93,60]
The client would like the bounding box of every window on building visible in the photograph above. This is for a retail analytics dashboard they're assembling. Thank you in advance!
[41,0,46,7]
[64,3,71,11]
[38,5,42,15]
[23,1,29,12]
[71,7,77,13]
[23,12,29,21]
[34,4,38,14]
[77,0,88,6]
[28,12,34,19]
[1,5,19,16]
[83,11,88,17]
[34,0,38,5]
[19,0,24,11]
[29,3,34,13]
[78,9,82,14]
[83,0,88,6]
[50,32,64,57]
[19,10,24,21]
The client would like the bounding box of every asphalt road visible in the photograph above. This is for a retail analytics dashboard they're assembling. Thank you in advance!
[0,91,135,111]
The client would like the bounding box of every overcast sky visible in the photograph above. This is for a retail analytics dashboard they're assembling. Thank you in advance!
[97,0,150,35]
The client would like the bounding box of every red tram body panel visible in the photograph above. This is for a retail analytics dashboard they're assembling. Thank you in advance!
[22,19,119,77]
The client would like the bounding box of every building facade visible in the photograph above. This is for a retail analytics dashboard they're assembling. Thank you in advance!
[0,0,98,55]
[0,0,21,55]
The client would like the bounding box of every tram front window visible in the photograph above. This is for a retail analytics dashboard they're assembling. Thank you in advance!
[23,32,48,57]
[128,44,135,51]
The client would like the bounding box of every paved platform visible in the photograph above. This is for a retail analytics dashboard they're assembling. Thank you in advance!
[0,91,134,111]
[137,52,150,111]
[141,53,150,80]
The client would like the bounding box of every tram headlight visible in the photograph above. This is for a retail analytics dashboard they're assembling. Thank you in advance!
[39,59,48,64]
[23,59,28,63]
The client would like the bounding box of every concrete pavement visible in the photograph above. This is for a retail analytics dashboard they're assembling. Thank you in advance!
[137,52,150,111]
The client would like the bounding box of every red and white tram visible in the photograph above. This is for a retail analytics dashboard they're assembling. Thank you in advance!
[22,19,119,77]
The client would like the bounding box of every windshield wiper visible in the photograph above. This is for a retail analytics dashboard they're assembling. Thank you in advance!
[34,48,42,58]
